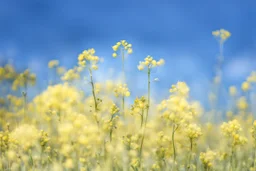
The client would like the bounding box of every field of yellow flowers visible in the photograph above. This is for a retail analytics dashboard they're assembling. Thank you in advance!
[0,29,256,171]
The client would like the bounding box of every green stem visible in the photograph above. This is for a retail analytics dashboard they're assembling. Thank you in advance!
[172,124,176,166]
[230,146,234,171]
[89,68,99,127]
[22,80,28,122]
[54,66,57,85]
[121,48,125,82]
[254,146,256,168]
[140,110,144,128]
[122,95,125,117]
[109,114,115,142]
[187,138,193,170]
[139,68,151,160]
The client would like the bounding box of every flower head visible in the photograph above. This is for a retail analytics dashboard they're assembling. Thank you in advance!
[112,40,133,58]
[212,29,231,43]
[137,56,164,71]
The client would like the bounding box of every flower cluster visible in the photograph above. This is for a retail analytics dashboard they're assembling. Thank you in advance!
[0,130,11,153]
[169,81,190,97]
[184,123,202,140]
[110,103,120,115]
[236,97,248,111]
[78,48,99,70]
[12,69,36,90]
[131,96,147,114]
[229,86,237,96]
[247,71,256,83]
[10,124,39,151]
[221,120,247,147]
[159,82,198,125]
[251,121,256,143]
[113,83,130,97]
[137,56,164,71]
[112,40,133,57]
[212,29,231,43]
[241,81,250,92]
[39,130,50,148]
[200,150,217,169]
[48,60,59,68]
[61,68,80,82]
[0,64,17,81]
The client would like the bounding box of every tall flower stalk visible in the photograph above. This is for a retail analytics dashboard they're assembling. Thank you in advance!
[130,96,146,128]
[77,48,100,126]
[12,69,36,122]
[221,120,247,171]
[137,56,164,161]
[184,124,202,170]
[48,60,59,85]
[112,40,133,117]
[211,29,231,122]
[158,81,196,169]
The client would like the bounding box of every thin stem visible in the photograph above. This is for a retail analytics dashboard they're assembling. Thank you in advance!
[140,110,144,128]
[172,124,176,165]
[121,48,126,119]
[139,68,151,160]
[22,79,28,122]
[54,66,57,85]
[230,146,234,171]
[215,42,224,122]
[254,145,256,168]
[122,95,125,117]
[121,48,125,82]
[187,138,193,170]
[109,114,115,142]
[144,68,151,126]
[89,68,99,127]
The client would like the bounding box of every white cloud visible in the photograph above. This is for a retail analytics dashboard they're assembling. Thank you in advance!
[224,57,256,81]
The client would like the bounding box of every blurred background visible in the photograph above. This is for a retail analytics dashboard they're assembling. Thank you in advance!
[0,0,256,106]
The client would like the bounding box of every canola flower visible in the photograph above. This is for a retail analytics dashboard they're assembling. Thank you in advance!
[229,86,237,97]
[48,60,59,69]
[211,29,231,121]
[112,40,133,120]
[200,150,217,170]
[114,83,130,117]
[221,119,248,170]
[77,48,101,122]
[137,55,164,164]
[112,40,133,81]
[158,81,200,169]
[1,29,256,171]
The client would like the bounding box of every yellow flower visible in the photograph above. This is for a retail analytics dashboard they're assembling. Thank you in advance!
[48,60,59,68]
[64,158,74,169]
[237,97,248,110]
[91,64,98,70]
[112,45,119,51]
[212,30,220,36]
[137,65,144,71]
[229,86,237,96]
[57,67,66,75]
[137,56,164,71]
[212,29,231,42]
[169,82,190,97]
[200,150,217,169]
[114,84,130,97]
[112,53,117,58]
[241,81,250,92]
[127,48,133,54]
[185,123,202,139]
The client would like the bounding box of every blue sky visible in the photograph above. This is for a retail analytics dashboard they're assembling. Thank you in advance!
[0,0,256,105]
